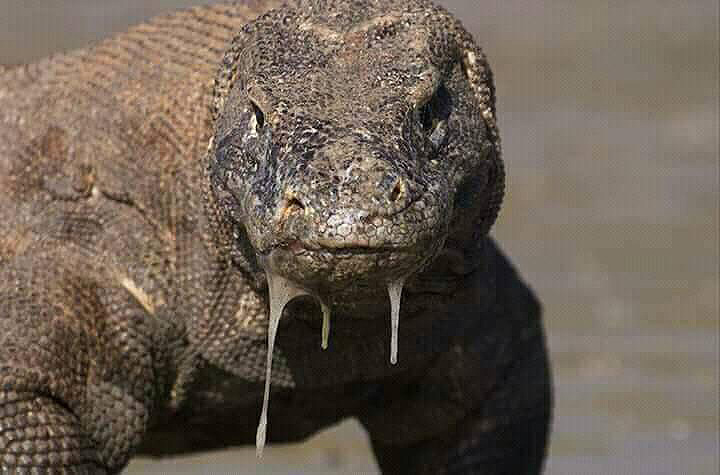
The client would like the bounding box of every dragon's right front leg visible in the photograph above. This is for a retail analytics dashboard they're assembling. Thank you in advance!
[0,254,161,473]
[0,390,106,473]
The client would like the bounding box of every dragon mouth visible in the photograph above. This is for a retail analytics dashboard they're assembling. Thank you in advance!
[272,238,413,259]
[279,236,411,252]
[260,239,422,290]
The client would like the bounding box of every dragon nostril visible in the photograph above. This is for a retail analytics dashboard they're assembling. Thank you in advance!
[286,196,305,213]
[389,179,405,203]
[277,195,307,228]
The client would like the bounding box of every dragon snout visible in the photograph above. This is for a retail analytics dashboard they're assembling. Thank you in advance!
[270,170,418,250]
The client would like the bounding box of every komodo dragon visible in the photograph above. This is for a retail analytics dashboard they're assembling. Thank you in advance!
[0,0,551,473]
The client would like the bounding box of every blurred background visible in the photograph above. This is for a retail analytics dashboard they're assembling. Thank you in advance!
[1,1,717,473]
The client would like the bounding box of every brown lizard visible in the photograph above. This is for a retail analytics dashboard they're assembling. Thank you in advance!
[0,1,551,473]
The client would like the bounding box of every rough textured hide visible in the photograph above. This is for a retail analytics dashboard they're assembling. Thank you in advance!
[0,1,551,473]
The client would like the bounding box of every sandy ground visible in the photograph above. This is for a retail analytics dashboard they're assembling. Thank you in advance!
[1,1,718,474]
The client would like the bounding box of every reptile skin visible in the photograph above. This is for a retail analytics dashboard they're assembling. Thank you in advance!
[0,1,551,473]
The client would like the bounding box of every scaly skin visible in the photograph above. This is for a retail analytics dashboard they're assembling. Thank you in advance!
[0,1,551,473]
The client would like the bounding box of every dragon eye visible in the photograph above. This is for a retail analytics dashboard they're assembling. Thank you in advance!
[250,100,265,130]
[418,84,451,148]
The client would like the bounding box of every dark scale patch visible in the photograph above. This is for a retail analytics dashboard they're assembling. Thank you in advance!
[8,126,93,201]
